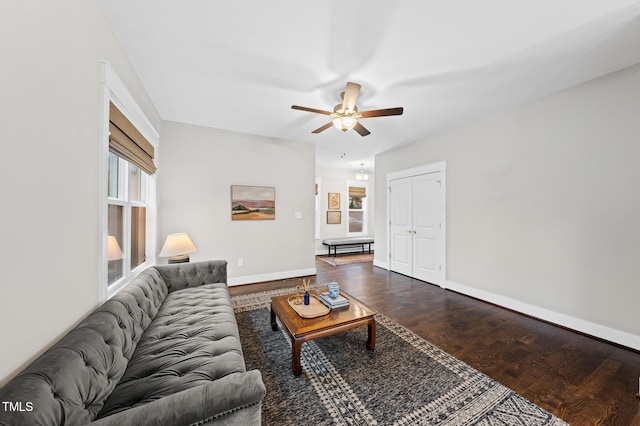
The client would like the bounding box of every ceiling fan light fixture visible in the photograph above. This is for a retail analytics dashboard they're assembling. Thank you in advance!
[292,81,403,137]
[333,116,357,131]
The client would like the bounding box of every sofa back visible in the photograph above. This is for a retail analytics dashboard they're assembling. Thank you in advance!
[152,260,227,294]
[0,268,168,426]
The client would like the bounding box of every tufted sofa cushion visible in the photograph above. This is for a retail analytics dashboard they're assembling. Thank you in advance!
[97,282,246,418]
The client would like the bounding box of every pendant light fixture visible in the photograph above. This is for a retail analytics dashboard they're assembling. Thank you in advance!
[355,163,369,181]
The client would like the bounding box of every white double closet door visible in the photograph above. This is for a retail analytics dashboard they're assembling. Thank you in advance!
[389,171,444,286]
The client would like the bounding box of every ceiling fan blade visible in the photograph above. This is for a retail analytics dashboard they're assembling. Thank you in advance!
[341,82,361,113]
[291,105,333,116]
[358,107,404,118]
[353,122,370,137]
[312,122,334,134]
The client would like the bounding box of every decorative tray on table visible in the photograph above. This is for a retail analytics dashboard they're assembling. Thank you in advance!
[287,295,330,318]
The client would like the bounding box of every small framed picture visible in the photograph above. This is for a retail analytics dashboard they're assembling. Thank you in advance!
[328,192,340,210]
[327,210,341,224]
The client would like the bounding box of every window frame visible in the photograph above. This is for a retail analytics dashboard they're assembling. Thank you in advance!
[107,155,149,287]
[315,178,321,240]
[346,179,369,237]
[100,61,158,302]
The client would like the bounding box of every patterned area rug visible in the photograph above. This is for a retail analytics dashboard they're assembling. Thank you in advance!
[317,253,374,266]
[232,287,568,426]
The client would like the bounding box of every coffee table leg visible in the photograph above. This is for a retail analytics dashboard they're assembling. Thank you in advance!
[367,318,376,350]
[292,338,303,376]
[270,303,278,331]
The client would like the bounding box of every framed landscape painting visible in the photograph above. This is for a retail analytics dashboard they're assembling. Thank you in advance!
[231,185,275,220]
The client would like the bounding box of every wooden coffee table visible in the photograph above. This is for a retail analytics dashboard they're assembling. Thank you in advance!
[270,290,376,376]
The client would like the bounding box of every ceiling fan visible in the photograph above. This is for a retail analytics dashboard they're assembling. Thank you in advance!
[291,82,403,136]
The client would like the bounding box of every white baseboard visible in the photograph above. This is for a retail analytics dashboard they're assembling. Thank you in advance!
[228,268,316,286]
[373,259,388,270]
[446,280,640,351]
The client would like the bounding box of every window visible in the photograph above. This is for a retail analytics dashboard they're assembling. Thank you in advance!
[107,153,148,285]
[101,61,158,300]
[347,182,368,236]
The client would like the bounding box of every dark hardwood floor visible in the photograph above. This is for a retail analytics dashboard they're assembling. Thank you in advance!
[229,257,640,425]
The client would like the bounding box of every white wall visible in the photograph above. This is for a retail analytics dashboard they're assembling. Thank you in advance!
[315,167,375,253]
[0,0,161,384]
[375,64,640,348]
[157,122,316,285]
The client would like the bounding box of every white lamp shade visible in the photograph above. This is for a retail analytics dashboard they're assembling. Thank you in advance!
[159,233,197,257]
[107,236,124,261]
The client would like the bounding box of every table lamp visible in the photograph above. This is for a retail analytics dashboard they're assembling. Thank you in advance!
[159,233,197,263]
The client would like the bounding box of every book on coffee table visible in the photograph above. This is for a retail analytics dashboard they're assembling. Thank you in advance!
[318,292,350,309]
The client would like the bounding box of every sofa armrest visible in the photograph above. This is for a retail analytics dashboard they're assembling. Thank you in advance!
[153,260,228,294]
[88,370,265,426]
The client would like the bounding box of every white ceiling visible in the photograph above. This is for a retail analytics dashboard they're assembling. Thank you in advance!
[100,1,640,172]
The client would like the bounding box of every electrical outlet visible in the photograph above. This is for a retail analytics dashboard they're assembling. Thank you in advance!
[237,258,244,267]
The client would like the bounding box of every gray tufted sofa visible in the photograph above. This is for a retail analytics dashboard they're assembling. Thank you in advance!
[0,260,266,426]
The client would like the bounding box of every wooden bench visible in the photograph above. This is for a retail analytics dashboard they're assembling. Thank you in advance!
[322,237,374,257]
